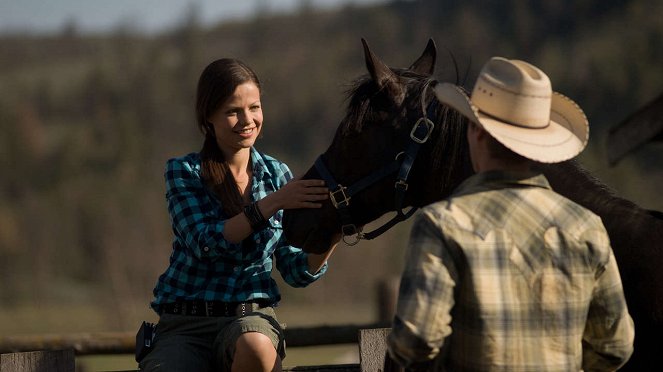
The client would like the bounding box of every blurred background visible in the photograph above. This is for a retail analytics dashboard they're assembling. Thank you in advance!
[1,0,661,370]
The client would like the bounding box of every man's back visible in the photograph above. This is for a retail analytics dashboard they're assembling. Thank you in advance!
[389,171,634,371]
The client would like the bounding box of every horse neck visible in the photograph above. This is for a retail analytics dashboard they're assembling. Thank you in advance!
[540,160,647,222]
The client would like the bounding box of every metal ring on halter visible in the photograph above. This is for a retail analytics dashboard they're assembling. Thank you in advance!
[341,224,363,246]
[343,234,362,246]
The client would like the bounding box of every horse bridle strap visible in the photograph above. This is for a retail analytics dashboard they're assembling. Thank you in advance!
[314,99,437,245]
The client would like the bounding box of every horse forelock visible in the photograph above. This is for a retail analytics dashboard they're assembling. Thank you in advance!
[339,69,435,135]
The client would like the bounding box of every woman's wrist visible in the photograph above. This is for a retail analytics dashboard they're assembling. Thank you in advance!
[256,193,281,218]
[243,202,269,231]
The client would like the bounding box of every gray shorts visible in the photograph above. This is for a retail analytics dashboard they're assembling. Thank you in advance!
[139,306,285,372]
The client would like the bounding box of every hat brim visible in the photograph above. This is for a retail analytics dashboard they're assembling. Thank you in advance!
[434,83,589,163]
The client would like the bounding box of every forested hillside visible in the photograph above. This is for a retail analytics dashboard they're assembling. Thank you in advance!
[1,0,661,332]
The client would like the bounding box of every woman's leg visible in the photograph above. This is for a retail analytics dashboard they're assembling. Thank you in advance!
[232,332,282,372]
[215,307,286,371]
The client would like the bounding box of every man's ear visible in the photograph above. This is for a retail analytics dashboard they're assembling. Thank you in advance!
[471,121,489,140]
[467,120,479,136]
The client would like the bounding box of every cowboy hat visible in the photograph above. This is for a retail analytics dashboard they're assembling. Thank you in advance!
[434,57,589,163]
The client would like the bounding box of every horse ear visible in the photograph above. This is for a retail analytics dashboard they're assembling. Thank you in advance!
[409,38,436,75]
[361,38,401,97]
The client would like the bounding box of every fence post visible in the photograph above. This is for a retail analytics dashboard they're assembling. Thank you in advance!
[358,328,390,372]
[377,277,400,323]
[0,349,75,372]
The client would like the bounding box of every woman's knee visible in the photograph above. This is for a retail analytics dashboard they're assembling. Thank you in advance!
[235,331,277,356]
[232,332,281,372]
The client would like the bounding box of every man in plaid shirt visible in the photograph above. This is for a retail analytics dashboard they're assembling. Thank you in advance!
[387,57,634,371]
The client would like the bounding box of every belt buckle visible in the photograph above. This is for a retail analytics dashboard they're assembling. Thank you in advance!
[205,302,212,317]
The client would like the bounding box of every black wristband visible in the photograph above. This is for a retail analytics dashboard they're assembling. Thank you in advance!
[243,202,269,231]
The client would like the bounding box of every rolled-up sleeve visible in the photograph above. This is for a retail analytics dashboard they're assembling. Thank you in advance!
[274,240,327,288]
[165,158,241,260]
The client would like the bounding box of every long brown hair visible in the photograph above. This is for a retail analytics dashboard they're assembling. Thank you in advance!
[196,58,261,216]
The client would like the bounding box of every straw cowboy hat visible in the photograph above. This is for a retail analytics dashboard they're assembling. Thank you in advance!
[434,57,589,163]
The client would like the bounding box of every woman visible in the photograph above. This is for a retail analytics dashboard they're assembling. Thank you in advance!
[140,58,337,372]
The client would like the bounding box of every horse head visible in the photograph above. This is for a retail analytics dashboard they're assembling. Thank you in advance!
[283,39,472,253]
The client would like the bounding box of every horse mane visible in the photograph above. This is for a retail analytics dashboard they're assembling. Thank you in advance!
[426,102,472,196]
[340,75,374,134]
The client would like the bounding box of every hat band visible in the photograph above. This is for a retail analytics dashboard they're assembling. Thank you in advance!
[478,109,551,130]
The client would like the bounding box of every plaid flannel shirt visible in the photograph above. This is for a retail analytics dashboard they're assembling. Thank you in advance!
[388,170,634,371]
[151,149,326,312]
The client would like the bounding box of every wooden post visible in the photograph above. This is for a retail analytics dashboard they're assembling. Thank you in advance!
[377,277,400,323]
[358,328,390,372]
[0,349,75,372]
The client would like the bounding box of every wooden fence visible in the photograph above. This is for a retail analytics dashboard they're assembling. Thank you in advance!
[0,324,395,372]
[0,322,390,355]
[1,349,361,372]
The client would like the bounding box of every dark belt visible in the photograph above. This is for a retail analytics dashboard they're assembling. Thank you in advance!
[160,300,272,317]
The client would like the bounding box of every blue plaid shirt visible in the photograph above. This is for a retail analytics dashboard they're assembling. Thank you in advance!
[150,148,327,312]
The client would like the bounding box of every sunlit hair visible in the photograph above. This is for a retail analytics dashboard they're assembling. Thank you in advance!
[196,58,261,216]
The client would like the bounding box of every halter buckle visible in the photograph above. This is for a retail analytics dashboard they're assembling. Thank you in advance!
[395,179,408,191]
[411,117,435,144]
[330,185,351,209]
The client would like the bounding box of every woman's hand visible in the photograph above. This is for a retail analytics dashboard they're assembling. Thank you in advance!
[270,179,329,210]
[253,179,328,225]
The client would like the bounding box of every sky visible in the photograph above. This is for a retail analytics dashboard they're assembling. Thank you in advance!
[0,0,388,34]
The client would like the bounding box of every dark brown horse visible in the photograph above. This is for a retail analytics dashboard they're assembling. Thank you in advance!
[283,39,663,371]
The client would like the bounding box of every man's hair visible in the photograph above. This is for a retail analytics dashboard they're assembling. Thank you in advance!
[473,120,531,164]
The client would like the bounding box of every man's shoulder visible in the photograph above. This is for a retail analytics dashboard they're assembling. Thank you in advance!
[421,198,473,232]
[546,188,604,225]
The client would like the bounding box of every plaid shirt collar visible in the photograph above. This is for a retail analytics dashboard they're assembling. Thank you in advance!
[250,147,272,185]
[453,169,551,197]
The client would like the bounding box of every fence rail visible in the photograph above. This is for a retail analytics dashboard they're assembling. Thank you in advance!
[1,327,396,372]
[0,322,390,356]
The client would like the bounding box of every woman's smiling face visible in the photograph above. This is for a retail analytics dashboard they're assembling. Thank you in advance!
[208,82,263,155]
